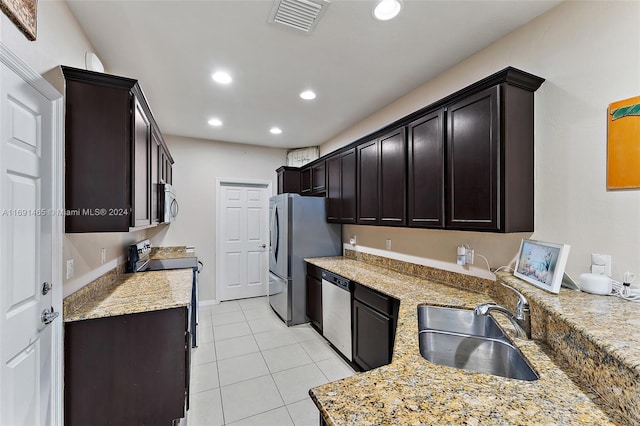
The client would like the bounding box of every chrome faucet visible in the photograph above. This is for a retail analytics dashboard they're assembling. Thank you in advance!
[474,283,531,339]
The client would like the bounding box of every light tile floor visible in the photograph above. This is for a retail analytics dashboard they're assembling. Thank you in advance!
[187,296,356,426]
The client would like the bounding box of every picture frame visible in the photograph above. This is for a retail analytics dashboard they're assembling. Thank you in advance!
[514,239,571,294]
[607,95,640,189]
[0,0,37,41]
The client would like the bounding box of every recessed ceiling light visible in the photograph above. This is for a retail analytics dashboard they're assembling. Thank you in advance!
[300,90,316,100]
[211,71,232,84]
[373,0,403,21]
[208,118,222,126]
[270,127,282,135]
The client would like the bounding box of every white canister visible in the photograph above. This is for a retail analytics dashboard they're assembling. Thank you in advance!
[579,273,612,295]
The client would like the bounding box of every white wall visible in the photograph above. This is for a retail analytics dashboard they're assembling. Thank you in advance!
[0,1,149,297]
[321,1,640,282]
[148,135,287,301]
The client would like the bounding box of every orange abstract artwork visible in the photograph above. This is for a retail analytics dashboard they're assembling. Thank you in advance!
[608,95,640,189]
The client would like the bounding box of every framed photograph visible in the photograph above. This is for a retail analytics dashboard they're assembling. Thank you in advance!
[0,0,37,41]
[514,239,570,294]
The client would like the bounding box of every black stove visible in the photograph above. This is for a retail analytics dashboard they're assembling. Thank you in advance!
[144,257,198,271]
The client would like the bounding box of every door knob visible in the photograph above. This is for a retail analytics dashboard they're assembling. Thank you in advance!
[41,307,59,325]
[260,244,267,249]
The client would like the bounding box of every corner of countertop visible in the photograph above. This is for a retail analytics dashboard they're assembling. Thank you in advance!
[63,263,125,320]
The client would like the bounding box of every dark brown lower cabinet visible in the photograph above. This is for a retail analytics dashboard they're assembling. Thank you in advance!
[352,284,399,371]
[306,263,323,332]
[64,307,190,426]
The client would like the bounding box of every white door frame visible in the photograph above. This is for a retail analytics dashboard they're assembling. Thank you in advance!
[215,178,271,303]
[0,44,64,425]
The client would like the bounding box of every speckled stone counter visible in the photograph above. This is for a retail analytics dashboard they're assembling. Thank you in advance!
[64,269,193,322]
[150,246,197,260]
[306,257,625,425]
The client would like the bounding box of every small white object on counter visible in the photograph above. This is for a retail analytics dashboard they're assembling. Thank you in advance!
[579,273,612,295]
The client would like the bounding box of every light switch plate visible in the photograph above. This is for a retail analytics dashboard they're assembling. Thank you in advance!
[101,248,106,264]
[66,259,74,279]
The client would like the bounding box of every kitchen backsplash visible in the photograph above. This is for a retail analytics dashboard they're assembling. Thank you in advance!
[343,248,495,295]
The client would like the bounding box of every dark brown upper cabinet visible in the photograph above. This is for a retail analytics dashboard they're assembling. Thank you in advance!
[379,128,407,226]
[326,148,356,223]
[357,139,379,224]
[275,67,543,233]
[132,99,151,228]
[62,66,173,233]
[151,131,160,225]
[300,166,312,194]
[407,109,445,228]
[357,129,407,226]
[150,129,174,225]
[276,166,301,194]
[159,141,173,186]
[446,83,535,232]
[62,66,172,233]
[300,161,326,196]
[311,160,326,194]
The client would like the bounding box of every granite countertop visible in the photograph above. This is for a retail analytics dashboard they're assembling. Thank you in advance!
[150,246,197,260]
[64,269,193,322]
[306,257,622,425]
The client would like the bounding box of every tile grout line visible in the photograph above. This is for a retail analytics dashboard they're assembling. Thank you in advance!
[202,297,355,425]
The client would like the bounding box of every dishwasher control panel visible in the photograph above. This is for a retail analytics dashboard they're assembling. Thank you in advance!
[321,270,353,291]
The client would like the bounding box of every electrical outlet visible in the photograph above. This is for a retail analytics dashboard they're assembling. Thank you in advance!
[457,246,467,266]
[466,249,475,265]
[349,235,357,245]
[101,248,106,264]
[66,259,74,280]
[591,253,611,276]
[385,239,392,250]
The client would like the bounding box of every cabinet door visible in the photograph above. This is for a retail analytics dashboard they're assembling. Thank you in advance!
[300,167,312,193]
[159,148,166,183]
[326,155,341,222]
[446,86,499,230]
[408,110,445,228]
[305,274,322,332]
[63,78,130,232]
[379,128,407,226]
[340,148,357,223]
[312,161,326,193]
[353,300,392,371]
[132,99,151,228]
[357,140,379,224]
[276,167,301,194]
[151,132,160,224]
[166,157,172,185]
[64,308,188,425]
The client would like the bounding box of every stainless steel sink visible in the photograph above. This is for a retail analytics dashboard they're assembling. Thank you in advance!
[417,305,505,338]
[418,330,539,381]
[417,305,538,381]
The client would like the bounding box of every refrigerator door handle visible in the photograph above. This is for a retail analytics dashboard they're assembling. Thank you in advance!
[273,206,280,262]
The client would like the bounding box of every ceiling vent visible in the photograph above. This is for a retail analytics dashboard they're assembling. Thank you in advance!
[268,0,330,34]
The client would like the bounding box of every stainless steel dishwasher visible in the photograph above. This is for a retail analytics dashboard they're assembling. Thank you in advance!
[321,270,353,361]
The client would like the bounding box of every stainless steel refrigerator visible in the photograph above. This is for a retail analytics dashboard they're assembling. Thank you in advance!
[269,193,342,326]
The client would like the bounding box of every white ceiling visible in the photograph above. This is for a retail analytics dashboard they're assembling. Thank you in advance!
[65,0,561,149]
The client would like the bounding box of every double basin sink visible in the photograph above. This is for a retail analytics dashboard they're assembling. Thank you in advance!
[418,305,538,381]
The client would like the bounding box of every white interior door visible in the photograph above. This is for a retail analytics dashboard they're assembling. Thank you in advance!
[0,51,62,425]
[217,181,270,301]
